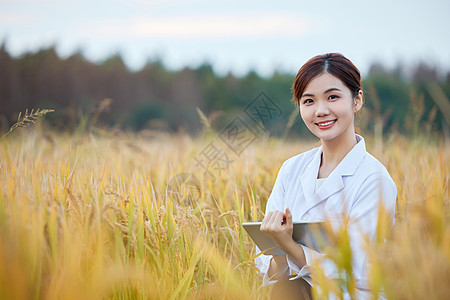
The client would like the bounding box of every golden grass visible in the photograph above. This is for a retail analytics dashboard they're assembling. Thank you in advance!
[0,129,448,299]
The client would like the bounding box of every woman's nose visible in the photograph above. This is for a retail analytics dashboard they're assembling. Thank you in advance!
[315,101,330,117]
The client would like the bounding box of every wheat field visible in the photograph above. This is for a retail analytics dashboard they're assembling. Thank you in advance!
[0,126,448,299]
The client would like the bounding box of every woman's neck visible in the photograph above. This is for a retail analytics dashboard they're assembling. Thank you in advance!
[318,131,358,178]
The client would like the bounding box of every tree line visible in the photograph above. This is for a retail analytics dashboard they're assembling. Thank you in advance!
[1,42,448,138]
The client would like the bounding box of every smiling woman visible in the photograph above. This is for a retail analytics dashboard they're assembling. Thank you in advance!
[298,73,363,147]
[255,53,397,299]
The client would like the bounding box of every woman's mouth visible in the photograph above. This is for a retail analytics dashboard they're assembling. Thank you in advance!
[315,119,337,129]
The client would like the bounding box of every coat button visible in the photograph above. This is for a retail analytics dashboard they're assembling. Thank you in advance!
[302,213,309,220]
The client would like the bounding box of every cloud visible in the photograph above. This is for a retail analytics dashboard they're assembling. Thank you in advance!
[77,12,317,40]
[0,12,37,26]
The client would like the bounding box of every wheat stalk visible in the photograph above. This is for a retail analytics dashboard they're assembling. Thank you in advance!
[196,107,212,130]
[0,108,55,141]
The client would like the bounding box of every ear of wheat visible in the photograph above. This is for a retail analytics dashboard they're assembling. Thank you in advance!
[0,108,55,141]
[196,107,212,130]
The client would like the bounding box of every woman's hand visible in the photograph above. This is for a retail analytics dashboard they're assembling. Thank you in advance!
[260,208,294,251]
[262,208,308,276]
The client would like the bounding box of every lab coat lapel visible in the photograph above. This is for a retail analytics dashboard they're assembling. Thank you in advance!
[303,135,367,210]
[299,146,322,209]
[315,169,344,203]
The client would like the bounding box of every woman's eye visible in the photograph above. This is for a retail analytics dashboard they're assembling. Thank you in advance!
[329,95,339,100]
[303,99,314,104]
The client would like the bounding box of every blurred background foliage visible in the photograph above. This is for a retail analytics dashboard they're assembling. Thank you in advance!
[0,42,448,138]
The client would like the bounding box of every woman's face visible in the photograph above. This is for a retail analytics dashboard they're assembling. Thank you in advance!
[298,72,363,142]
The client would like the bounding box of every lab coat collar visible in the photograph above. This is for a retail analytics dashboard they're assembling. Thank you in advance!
[300,134,367,210]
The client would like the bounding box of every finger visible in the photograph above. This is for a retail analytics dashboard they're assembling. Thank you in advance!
[262,211,273,224]
[266,210,280,226]
[261,211,273,231]
[285,208,293,227]
[270,210,285,227]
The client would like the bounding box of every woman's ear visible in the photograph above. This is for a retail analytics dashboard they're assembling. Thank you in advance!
[354,90,364,113]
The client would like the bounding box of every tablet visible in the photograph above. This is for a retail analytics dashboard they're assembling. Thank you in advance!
[242,221,330,255]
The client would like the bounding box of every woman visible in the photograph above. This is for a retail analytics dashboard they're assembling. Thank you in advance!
[255,53,397,299]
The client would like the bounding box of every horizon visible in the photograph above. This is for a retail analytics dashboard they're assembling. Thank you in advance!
[1,39,448,80]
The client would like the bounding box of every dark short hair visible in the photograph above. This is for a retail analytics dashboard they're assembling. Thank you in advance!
[292,53,361,105]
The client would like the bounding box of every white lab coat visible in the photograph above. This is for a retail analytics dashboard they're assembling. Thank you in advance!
[255,134,397,299]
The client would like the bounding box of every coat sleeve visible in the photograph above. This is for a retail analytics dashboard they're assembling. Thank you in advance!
[285,171,397,291]
[254,160,292,286]
[347,171,397,289]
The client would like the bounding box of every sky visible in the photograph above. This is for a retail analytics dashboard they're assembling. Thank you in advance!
[1,0,449,77]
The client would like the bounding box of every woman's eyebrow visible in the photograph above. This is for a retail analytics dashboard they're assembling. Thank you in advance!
[301,87,341,98]
[301,92,314,98]
[324,87,341,94]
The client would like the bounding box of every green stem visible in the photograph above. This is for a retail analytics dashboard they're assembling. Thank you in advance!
[0,129,14,142]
